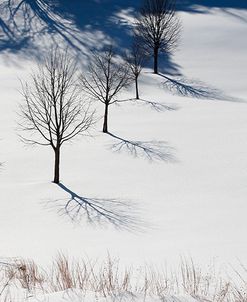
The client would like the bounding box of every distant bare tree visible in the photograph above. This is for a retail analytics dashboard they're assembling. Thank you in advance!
[125,39,147,100]
[19,49,95,184]
[135,0,181,74]
[80,47,132,133]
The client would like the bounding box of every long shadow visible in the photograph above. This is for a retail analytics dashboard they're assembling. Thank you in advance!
[0,0,139,56]
[221,8,247,23]
[118,98,178,112]
[0,0,95,56]
[177,0,247,13]
[2,1,245,76]
[2,0,246,49]
[0,0,179,76]
[161,74,244,102]
[45,183,146,232]
[177,0,247,24]
[108,132,176,162]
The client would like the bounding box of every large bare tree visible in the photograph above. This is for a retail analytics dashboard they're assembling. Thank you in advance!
[135,0,181,74]
[19,49,95,184]
[80,47,132,133]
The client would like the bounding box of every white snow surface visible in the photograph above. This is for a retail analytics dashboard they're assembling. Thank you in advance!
[0,3,246,299]
[27,290,197,302]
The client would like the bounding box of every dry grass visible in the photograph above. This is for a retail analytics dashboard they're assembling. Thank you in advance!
[231,263,247,302]
[0,256,245,302]
[179,258,231,302]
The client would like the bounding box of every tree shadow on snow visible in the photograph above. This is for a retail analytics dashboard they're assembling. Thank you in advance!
[118,97,178,112]
[161,74,244,103]
[177,0,247,23]
[45,183,146,232]
[0,0,178,76]
[1,0,245,95]
[107,132,176,162]
[0,0,77,55]
[1,0,246,57]
[177,0,247,13]
[0,0,140,57]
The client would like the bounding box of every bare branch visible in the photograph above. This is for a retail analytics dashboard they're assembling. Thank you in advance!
[80,46,132,133]
[135,0,181,73]
[19,48,96,183]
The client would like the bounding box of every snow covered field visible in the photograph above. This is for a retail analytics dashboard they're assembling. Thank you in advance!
[0,0,246,301]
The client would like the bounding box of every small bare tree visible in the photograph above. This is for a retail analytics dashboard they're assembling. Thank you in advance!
[80,47,132,133]
[19,49,95,184]
[135,0,181,74]
[125,39,147,100]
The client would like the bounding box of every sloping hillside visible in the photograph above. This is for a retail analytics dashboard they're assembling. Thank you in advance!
[0,1,246,301]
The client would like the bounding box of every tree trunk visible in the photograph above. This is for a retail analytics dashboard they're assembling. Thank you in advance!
[53,147,60,184]
[135,76,139,100]
[103,103,109,133]
[153,47,159,74]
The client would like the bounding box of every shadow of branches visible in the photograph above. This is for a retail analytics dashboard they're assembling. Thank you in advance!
[177,0,247,13]
[118,98,178,112]
[0,0,138,58]
[45,183,146,232]
[0,0,90,56]
[0,0,180,76]
[108,133,176,162]
[162,74,243,102]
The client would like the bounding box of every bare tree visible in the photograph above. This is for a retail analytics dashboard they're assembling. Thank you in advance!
[19,49,95,184]
[135,0,181,74]
[80,47,132,133]
[125,39,147,100]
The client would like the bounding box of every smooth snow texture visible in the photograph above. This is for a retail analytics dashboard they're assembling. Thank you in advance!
[28,290,197,302]
[0,1,246,273]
